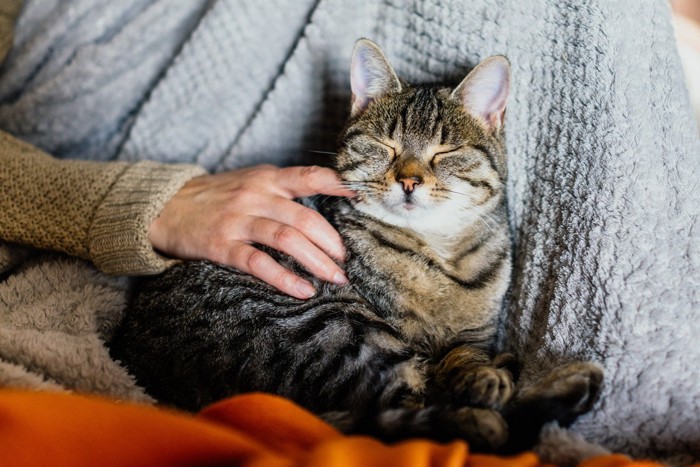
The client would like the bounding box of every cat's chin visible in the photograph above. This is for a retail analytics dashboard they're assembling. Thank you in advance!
[355,199,453,228]
[382,201,430,220]
[382,197,431,215]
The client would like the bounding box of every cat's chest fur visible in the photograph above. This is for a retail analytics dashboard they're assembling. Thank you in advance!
[336,206,511,354]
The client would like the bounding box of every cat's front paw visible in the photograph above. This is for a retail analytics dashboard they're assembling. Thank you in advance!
[519,361,603,425]
[501,362,604,454]
[453,406,508,451]
[540,362,603,418]
[449,365,515,410]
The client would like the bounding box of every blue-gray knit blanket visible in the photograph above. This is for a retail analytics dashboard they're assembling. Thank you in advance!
[0,1,698,464]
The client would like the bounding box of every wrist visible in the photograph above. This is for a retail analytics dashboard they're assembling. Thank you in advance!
[89,161,207,275]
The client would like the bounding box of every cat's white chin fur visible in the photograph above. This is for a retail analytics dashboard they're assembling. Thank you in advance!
[354,196,492,260]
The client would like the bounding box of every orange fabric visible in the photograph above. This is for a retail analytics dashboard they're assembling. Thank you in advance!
[578,456,667,467]
[0,390,674,467]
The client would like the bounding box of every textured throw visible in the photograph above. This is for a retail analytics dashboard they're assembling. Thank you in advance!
[0,0,698,464]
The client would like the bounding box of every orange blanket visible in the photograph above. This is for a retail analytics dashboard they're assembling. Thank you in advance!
[0,390,663,467]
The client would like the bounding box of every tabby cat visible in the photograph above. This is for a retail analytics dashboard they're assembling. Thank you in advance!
[109,39,602,452]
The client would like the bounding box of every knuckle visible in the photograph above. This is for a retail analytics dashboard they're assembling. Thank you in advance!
[251,164,277,181]
[229,188,254,205]
[274,270,296,290]
[295,209,322,232]
[299,165,322,189]
[207,231,232,257]
[272,225,300,249]
[242,249,269,271]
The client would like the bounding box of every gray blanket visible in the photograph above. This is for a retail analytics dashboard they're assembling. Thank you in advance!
[1,0,698,464]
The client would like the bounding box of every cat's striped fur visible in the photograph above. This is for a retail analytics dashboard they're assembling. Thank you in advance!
[109,39,602,452]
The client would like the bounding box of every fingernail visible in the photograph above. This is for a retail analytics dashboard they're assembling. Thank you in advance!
[295,281,316,299]
[332,271,349,285]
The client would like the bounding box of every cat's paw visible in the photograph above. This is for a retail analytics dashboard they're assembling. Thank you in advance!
[521,361,603,425]
[542,362,603,417]
[453,406,508,451]
[449,365,515,409]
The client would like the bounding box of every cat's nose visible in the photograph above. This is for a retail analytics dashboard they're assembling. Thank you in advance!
[397,176,423,194]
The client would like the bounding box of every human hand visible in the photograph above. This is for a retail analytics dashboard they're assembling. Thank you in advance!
[148,165,354,299]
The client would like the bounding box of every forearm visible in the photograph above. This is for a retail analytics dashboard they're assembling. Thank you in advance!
[0,0,22,65]
[0,130,206,275]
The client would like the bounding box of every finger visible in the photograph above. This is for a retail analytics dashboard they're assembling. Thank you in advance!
[256,199,346,261]
[227,241,317,299]
[246,217,348,285]
[275,166,356,198]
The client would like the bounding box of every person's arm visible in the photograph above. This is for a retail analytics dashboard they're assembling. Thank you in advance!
[0,130,206,275]
[0,1,204,275]
[0,0,22,65]
[0,131,355,298]
[0,1,353,298]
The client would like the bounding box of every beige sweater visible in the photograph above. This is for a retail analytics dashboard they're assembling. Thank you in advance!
[0,1,207,275]
[0,133,206,274]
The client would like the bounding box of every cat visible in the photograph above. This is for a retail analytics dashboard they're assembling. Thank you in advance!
[109,39,602,452]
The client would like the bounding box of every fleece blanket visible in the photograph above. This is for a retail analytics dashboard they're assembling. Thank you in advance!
[0,0,698,464]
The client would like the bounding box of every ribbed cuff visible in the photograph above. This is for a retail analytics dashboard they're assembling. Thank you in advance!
[89,161,207,275]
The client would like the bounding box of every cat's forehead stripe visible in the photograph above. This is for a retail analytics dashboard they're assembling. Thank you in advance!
[395,88,444,151]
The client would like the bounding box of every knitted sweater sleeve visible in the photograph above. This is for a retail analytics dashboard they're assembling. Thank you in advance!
[0,130,207,275]
[0,0,21,64]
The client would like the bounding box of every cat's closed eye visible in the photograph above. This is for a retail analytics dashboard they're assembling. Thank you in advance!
[429,146,464,167]
[372,138,399,161]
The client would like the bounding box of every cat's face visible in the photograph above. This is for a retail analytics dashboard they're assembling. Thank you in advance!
[337,39,510,234]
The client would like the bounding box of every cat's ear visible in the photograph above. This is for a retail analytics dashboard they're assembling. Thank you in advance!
[451,56,510,132]
[350,39,402,117]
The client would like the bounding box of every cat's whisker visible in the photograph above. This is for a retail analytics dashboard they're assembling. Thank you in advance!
[461,207,497,234]
[314,194,334,204]
[312,182,367,196]
[306,149,338,155]
[439,188,472,198]
[430,188,499,232]
[339,165,374,179]
[341,182,385,196]
[341,181,383,188]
